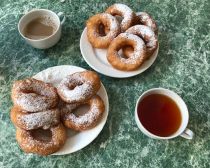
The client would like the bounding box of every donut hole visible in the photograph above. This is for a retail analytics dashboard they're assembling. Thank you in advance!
[117,41,135,59]
[118,49,128,59]
[115,15,123,23]
[68,82,83,90]
[22,89,49,97]
[98,24,106,36]
[109,11,123,23]
[22,90,36,94]
[121,46,134,58]
[135,34,148,44]
[21,91,40,98]
[72,104,90,117]
[31,129,52,142]
[97,23,110,36]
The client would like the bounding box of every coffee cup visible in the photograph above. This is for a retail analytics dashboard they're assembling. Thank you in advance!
[18,9,66,49]
[135,88,194,140]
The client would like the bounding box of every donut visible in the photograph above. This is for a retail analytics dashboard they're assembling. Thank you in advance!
[12,78,58,112]
[86,13,120,48]
[16,123,66,156]
[10,106,60,130]
[134,12,158,35]
[57,71,101,103]
[107,33,146,71]
[122,25,158,59]
[61,95,105,131]
[106,3,135,32]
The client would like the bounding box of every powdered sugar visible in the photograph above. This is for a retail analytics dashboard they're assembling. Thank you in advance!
[101,13,119,31]
[62,96,103,128]
[59,82,94,102]
[60,103,79,115]
[118,33,145,64]
[15,78,57,97]
[113,4,133,20]
[126,25,158,49]
[137,12,152,23]
[106,3,134,31]
[58,73,95,103]
[67,103,100,126]
[18,109,60,130]
[16,124,65,153]
[16,93,55,112]
[136,12,158,34]
[94,13,120,40]
[12,78,58,112]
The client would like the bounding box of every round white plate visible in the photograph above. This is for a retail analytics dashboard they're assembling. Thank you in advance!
[33,65,109,155]
[80,27,159,78]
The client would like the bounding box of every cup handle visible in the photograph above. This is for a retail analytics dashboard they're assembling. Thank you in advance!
[180,128,194,140]
[57,12,66,25]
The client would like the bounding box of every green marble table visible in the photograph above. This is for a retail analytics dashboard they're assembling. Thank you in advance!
[0,0,210,167]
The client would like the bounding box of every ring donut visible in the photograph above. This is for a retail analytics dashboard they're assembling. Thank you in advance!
[134,12,158,35]
[87,13,120,48]
[10,106,60,130]
[61,95,105,131]
[57,71,101,103]
[107,33,146,71]
[12,78,58,112]
[16,123,66,156]
[122,25,158,59]
[106,3,135,32]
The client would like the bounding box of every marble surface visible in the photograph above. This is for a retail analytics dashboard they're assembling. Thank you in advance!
[0,0,210,167]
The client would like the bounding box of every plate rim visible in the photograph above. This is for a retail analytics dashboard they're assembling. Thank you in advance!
[80,27,159,78]
[33,65,109,155]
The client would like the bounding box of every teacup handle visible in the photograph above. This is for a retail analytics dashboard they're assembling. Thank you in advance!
[180,128,194,140]
[57,12,66,25]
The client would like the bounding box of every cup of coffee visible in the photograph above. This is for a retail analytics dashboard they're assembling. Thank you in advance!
[18,9,66,49]
[135,88,194,140]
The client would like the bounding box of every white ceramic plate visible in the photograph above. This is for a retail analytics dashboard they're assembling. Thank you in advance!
[80,27,159,78]
[33,65,109,155]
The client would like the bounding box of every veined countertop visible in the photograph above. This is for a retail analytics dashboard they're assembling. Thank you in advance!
[0,0,210,167]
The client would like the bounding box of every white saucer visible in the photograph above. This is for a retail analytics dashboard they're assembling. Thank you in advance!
[80,27,159,78]
[33,65,109,155]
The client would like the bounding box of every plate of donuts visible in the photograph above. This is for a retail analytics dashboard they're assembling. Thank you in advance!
[26,65,109,155]
[80,3,159,78]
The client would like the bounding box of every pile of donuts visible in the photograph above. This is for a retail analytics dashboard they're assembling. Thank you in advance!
[86,3,158,71]
[10,70,105,155]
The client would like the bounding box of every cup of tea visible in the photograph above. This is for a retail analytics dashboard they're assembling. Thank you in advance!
[135,88,194,140]
[18,9,66,49]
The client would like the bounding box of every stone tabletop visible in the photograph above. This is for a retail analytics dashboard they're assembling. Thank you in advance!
[0,0,210,167]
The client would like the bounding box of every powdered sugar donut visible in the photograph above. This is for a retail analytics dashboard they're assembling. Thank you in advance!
[86,13,120,48]
[10,106,60,130]
[16,123,66,156]
[12,78,58,112]
[57,71,101,103]
[123,25,158,59]
[106,3,135,32]
[134,12,158,35]
[107,33,146,71]
[61,95,105,131]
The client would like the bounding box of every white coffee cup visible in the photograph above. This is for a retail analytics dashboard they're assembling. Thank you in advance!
[135,88,194,140]
[18,9,66,49]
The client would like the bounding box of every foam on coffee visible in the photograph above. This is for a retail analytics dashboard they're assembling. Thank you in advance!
[23,15,57,40]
